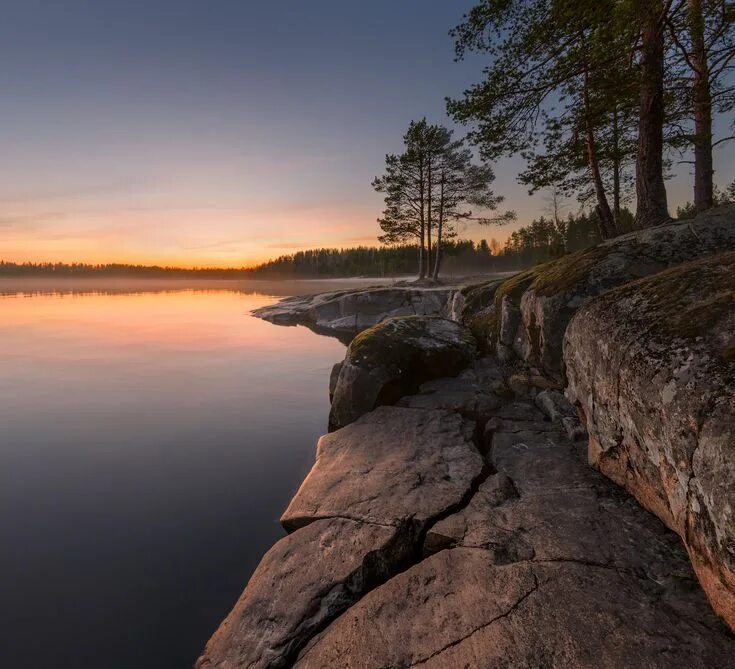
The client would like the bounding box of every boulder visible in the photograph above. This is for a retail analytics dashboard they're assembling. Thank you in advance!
[296,404,735,668]
[252,285,456,340]
[328,316,477,429]
[281,406,485,532]
[195,518,412,669]
[564,250,735,630]
[494,205,735,379]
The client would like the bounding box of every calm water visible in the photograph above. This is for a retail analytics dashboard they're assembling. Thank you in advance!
[0,284,347,668]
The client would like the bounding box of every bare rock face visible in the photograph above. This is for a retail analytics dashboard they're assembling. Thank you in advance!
[328,316,477,429]
[296,553,733,669]
[282,406,485,531]
[493,205,735,379]
[447,279,504,350]
[296,406,735,668]
[195,518,412,669]
[252,285,456,340]
[535,388,585,440]
[565,251,735,630]
[199,406,486,669]
[396,356,505,423]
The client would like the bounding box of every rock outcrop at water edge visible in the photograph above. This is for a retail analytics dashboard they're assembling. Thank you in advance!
[328,316,477,429]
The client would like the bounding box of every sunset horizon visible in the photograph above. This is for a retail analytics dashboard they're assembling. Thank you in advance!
[4,2,732,269]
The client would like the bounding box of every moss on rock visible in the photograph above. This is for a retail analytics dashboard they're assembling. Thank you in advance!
[586,251,735,345]
[330,316,479,428]
[348,316,476,371]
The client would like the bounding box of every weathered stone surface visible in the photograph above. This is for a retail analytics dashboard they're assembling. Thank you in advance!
[396,356,504,422]
[535,388,585,440]
[432,410,693,576]
[447,279,505,351]
[295,550,734,669]
[281,406,485,531]
[327,360,342,403]
[565,251,735,630]
[195,518,413,669]
[494,205,735,378]
[297,406,735,668]
[252,285,456,339]
[329,316,477,429]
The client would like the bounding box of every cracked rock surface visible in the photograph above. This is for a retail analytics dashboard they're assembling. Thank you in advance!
[282,405,485,531]
[296,554,732,669]
[295,404,735,668]
[198,404,487,669]
[565,250,735,630]
[195,518,413,669]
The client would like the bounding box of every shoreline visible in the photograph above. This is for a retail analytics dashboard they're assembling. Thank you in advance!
[200,209,735,666]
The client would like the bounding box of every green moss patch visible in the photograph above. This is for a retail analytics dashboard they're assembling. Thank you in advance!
[529,244,615,298]
[593,251,735,343]
[348,316,476,372]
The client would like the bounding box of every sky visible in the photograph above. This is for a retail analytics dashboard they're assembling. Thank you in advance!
[1,0,733,268]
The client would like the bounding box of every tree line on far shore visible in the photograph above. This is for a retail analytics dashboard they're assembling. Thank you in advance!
[4,184,731,281]
[0,208,604,279]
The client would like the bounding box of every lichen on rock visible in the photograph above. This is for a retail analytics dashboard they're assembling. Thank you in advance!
[483,205,735,380]
[565,250,735,630]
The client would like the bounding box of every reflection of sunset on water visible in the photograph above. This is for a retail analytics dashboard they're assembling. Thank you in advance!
[0,286,344,667]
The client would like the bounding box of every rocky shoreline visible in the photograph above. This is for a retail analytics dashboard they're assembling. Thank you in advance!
[251,283,462,342]
[198,207,735,668]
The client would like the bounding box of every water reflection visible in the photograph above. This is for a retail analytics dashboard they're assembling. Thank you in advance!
[0,285,346,668]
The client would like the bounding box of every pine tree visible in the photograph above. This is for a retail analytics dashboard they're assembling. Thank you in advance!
[448,1,639,238]
[373,119,513,280]
[666,0,735,212]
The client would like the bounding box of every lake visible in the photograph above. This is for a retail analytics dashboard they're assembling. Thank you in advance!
[0,280,371,668]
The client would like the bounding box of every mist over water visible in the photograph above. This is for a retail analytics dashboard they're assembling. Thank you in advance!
[0,283,347,668]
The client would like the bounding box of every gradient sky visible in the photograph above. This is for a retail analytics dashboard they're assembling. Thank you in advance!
[2,0,734,267]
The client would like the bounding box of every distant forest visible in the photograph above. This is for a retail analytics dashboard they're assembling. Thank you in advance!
[1,209,612,279]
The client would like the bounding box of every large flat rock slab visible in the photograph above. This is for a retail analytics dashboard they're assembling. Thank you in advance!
[281,406,485,531]
[196,518,412,669]
[296,407,735,668]
[294,549,735,669]
[565,250,735,629]
[329,317,477,428]
[252,285,456,340]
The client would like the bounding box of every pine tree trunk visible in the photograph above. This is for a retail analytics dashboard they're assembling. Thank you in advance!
[635,1,670,228]
[419,162,426,279]
[432,180,445,280]
[582,62,616,238]
[426,161,433,277]
[612,107,622,226]
[418,224,425,279]
[689,0,714,212]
